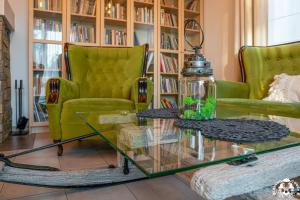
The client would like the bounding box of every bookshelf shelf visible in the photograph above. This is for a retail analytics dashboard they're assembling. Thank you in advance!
[33,39,62,44]
[161,25,178,31]
[161,93,178,96]
[134,1,154,7]
[184,9,200,17]
[160,49,179,54]
[29,0,203,127]
[134,21,154,29]
[160,5,178,13]
[33,8,62,15]
[160,73,179,76]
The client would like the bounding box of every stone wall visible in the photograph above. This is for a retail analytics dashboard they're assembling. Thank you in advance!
[0,16,12,143]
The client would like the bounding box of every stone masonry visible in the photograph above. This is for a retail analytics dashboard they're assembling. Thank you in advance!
[0,16,12,143]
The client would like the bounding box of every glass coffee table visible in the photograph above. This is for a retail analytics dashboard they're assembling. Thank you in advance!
[77,107,300,178]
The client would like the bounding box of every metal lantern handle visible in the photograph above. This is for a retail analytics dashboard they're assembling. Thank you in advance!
[184,19,204,50]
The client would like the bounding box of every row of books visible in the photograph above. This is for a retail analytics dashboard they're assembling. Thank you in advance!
[70,23,96,43]
[160,9,177,27]
[34,18,62,41]
[71,0,96,16]
[185,0,198,11]
[105,29,127,46]
[160,53,178,73]
[161,97,178,109]
[105,2,126,19]
[33,98,48,122]
[161,32,178,50]
[160,77,178,94]
[34,0,61,11]
[135,6,154,24]
[33,43,62,69]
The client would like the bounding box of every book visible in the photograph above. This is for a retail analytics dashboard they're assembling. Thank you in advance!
[161,97,178,109]
[34,0,61,11]
[160,9,177,27]
[105,29,127,46]
[160,77,178,94]
[34,18,62,41]
[185,0,198,11]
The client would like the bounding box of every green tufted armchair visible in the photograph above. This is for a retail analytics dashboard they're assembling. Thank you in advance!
[217,41,300,118]
[46,44,153,156]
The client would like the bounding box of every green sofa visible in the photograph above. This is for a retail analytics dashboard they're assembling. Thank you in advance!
[217,41,300,118]
[46,44,153,155]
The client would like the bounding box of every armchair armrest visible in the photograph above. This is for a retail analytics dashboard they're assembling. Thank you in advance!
[216,80,249,99]
[46,78,79,140]
[131,77,154,112]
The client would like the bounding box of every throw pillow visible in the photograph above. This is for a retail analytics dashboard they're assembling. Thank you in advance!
[264,73,300,103]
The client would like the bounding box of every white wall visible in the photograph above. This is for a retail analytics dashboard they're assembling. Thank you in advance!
[9,0,29,126]
[204,0,241,81]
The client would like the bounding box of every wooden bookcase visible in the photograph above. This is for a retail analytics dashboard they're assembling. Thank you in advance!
[28,0,204,128]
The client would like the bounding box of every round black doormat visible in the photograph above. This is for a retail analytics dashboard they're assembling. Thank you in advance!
[136,109,290,143]
[136,108,179,119]
[175,119,290,143]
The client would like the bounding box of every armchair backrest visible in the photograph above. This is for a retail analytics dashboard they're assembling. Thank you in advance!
[65,44,146,99]
[239,41,300,99]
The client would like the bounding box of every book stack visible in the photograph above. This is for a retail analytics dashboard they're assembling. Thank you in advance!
[34,0,61,11]
[161,97,178,108]
[185,0,198,11]
[34,98,48,122]
[161,32,178,50]
[135,6,154,24]
[160,53,178,73]
[34,18,62,41]
[160,9,177,27]
[70,23,95,43]
[105,2,126,19]
[105,29,127,46]
[160,77,178,94]
[33,43,62,70]
[71,0,96,16]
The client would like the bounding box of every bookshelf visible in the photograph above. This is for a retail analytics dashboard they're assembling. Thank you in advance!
[29,0,203,128]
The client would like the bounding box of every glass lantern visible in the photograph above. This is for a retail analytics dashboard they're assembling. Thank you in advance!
[179,19,216,120]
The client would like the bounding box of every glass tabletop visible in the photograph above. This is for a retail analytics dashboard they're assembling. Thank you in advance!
[76,107,300,178]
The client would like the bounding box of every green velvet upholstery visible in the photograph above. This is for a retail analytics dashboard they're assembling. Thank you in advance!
[46,44,153,141]
[242,42,300,99]
[217,42,300,117]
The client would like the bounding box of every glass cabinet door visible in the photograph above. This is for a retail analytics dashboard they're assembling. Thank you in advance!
[159,0,179,109]
[69,0,97,44]
[103,0,130,46]
[32,0,63,122]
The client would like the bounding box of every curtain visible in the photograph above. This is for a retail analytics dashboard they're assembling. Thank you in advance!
[236,0,268,46]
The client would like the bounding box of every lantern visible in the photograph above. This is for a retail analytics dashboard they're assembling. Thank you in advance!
[179,19,216,120]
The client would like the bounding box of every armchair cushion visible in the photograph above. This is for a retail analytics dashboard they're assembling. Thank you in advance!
[218,98,300,118]
[60,98,135,140]
[216,80,249,99]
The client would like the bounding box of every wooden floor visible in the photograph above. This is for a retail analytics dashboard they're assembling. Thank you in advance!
[0,133,201,200]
